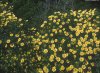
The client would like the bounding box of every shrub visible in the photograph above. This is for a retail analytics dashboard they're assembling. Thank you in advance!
[33,9,100,73]
[0,1,100,73]
[0,2,36,73]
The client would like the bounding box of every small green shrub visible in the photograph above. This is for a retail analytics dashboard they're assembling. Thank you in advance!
[0,2,36,73]
[33,9,100,73]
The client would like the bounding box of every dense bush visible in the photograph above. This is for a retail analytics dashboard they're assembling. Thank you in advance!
[2,0,72,28]
[2,0,100,28]
[34,9,100,73]
[0,1,100,73]
[0,2,36,73]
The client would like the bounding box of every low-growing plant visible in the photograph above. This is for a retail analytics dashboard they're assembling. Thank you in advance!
[33,9,100,73]
[0,2,36,73]
[0,1,100,73]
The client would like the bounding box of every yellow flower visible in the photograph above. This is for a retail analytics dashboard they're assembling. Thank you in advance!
[91,62,95,66]
[52,66,56,72]
[63,13,67,17]
[57,19,60,22]
[82,65,86,69]
[66,60,70,63]
[15,34,19,37]
[95,40,100,45]
[78,40,82,46]
[20,58,25,63]
[78,68,83,72]
[62,22,65,25]
[73,68,78,73]
[88,66,91,70]
[45,39,49,43]
[88,56,92,60]
[62,53,68,58]
[60,65,65,71]
[79,57,84,62]
[44,33,48,37]
[65,32,69,36]
[58,47,62,51]
[84,48,88,52]
[51,44,55,48]
[50,33,53,37]
[96,16,99,19]
[53,48,57,52]
[72,11,77,16]
[43,49,48,54]
[54,39,58,42]
[5,44,7,48]
[93,48,97,54]
[20,42,24,46]
[49,55,54,62]
[80,52,85,56]
[6,39,11,43]
[89,50,93,54]
[43,21,47,24]
[54,16,58,19]
[73,55,76,59]
[67,44,71,47]
[43,66,49,73]
[81,48,85,51]
[61,39,65,43]
[67,19,70,22]
[90,39,93,42]
[69,34,73,38]
[41,24,45,27]
[53,20,56,23]
[70,65,74,69]
[38,68,43,73]
[71,38,76,42]
[0,40,2,44]
[49,58,53,62]
[10,33,13,36]
[60,60,64,64]
[72,51,77,54]
[18,18,22,21]
[74,19,78,22]
[8,16,12,19]
[59,25,62,28]
[85,34,88,38]
[42,36,45,39]
[37,56,41,61]
[66,65,74,71]
[73,71,78,73]
[69,49,73,52]
[48,16,52,19]
[59,30,62,33]
[18,38,21,42]
[51,40,54,43]
[56,57,61,62]
[63,28,65,31]
[78,10,81,12]
[56,22,59,25]
[10,43,14,48]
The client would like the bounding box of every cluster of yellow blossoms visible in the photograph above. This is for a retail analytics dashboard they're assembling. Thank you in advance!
[0,2,36,73]
[33,9,100,73]
[0,2,100,73]
[0,2,19,27]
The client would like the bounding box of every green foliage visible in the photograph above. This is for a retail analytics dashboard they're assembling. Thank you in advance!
[0,2,36,73]
[0,1,100,73]
[35,9,100,73]
[1,0,100,28]
[1,0,72,28]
